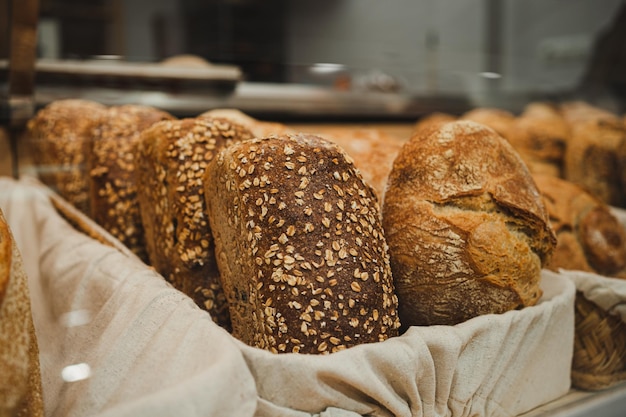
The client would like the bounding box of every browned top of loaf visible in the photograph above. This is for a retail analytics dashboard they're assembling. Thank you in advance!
[314,128,404,202]
[199,108,293,138]
[515,102,570,162]
[534,174,626,277]
[205,133,400,354]
[89,104,174,261]
[383,120,556,325]
[412,112,457,137]
[27,99,108,215]
[561,103,626,207]
[0,210,10,307]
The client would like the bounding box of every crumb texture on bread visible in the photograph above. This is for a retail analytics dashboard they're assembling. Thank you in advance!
[383,121,556,326]
[205,133,400,354]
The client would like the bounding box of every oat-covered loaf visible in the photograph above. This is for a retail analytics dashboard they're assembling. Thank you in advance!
[205,133,400,354]
[534,174,626,278]
[199,108,293,138]
[0,209,44,417]
[136,117,254,330]
[88,104,175,263]
[560,101,626,208]
[27,99,108,216]
[383,121,556,327]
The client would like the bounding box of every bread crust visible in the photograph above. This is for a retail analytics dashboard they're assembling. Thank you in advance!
[534,174,626,278]
[27,99,108,216]
[383,121,555,326]
[205,133,400,354]
[88,104,174,262]
[136,117,254,330]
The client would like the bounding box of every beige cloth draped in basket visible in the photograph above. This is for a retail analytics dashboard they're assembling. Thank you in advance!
[0,176,575,417]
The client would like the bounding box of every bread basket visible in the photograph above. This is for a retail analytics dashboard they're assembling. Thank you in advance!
[571,290,626,390]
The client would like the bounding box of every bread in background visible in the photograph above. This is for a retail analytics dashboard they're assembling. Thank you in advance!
[412,112,456,137]
[383,120,556,327]
[27,99,108,216]
[205,133,400,353]
[199,108,293,139]
[88,104,175,263]
[534,174,626,278]
[560,101,626,208]
[514,102,570,177]
[135,117,254,330]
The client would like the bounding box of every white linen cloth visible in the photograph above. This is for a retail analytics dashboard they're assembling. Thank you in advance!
[0,176,575,417]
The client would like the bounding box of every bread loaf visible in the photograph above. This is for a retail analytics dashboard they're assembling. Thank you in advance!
[0,209,44,416]
[136,117,254,330]
[27,99,108,216]
[560,101,626,208]
[313,128,404,202]
[514,102,570,177]
[88,104,175,263]
[383,121,556,326]
[534,174,626,278]
[205,133,400,354]
[199,108,293,138]
[412,112,456,137]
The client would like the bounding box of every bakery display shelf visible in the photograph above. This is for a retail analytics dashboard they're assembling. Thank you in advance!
[520,382,626,417]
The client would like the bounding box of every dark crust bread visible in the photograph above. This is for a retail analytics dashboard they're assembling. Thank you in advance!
[27,99,108,216]
[88,104,174,263]
[136,117,254,330]
[205,133,400,354]
[383,121,556,326]
[534,174,626,278]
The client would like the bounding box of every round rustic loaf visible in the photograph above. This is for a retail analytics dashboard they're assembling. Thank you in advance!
[88,104,175,263]
[135,117,254,330]
[534,174,626,278]
[27,99,108,216]
[382,120,556,327]
[204,133,400,354]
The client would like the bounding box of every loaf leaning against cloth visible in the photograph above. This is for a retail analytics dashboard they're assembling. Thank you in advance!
[204,133,401,354]
[0,208,44,417]
[382,120,557,327]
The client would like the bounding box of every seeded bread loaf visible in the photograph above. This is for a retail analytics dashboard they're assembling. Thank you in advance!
[560,101,626,208]
[534,174,626,278]
[204,133,400,354]
[27,99,108,216]
[383,121,556,327]
[88,104,175,263]
[199,108,293,138]
[0,209,44,416]
[136,117,254,330]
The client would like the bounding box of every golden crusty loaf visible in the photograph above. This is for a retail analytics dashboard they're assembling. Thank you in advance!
[205,133,400,354]
[412,112,457,137]
[383,121,556,327]
[514,102,570,177]
[0,209,44,417]
[560,101,626,208]
[88,104,175,263]
[534,174,626,278]
[313,128,404,202]
[27,99,108,215]
[136,117,254,330]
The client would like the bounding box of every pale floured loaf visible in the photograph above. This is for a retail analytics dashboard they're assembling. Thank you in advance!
[88,104,175,263]
[383,120,556,327]
[135,117,254,330]
[205,133,400,354]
